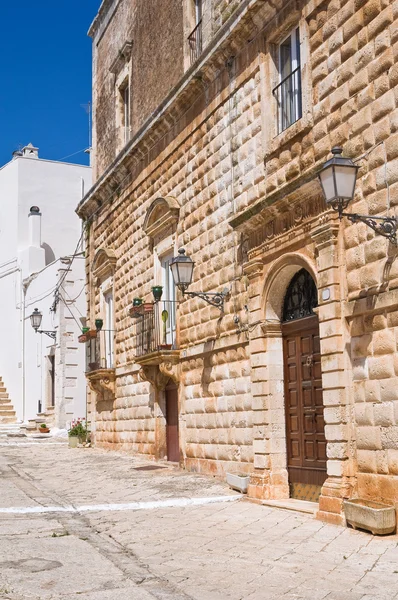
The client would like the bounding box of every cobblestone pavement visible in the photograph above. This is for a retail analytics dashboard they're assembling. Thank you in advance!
[1,438,398,599]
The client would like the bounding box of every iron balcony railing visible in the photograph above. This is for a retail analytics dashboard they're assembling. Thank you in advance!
[272,66,302,134]
[134,301,177,358]
[188,19,203,65]
[86,329,115,372]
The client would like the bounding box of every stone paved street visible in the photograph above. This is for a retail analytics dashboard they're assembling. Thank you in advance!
[1,437,398,599]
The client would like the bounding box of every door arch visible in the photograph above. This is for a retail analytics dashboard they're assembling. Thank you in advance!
[282,269,326,501]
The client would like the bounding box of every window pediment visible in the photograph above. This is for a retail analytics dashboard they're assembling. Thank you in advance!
[143,197,180,241]
[92,248,117,283]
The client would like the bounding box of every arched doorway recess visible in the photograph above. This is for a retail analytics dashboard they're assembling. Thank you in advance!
[282,269,327,501]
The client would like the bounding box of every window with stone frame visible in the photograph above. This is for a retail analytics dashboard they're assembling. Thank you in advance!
[273,27,302,134]
[118,78,131,146]
[109,40,133,152]
[186,0,204,67]
[262,15,313,161]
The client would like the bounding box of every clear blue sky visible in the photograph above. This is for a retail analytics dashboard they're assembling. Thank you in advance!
[0,1,100,168]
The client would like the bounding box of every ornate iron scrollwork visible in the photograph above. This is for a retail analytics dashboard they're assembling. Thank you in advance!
[282,269,318,322]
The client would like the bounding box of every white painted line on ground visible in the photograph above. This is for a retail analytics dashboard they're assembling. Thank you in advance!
[0,495,240,515]
[0,442,66,447]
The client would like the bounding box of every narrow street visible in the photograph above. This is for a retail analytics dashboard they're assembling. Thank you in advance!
[1,436,398,600]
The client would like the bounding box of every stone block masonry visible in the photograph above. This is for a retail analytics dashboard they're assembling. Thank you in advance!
[78,0,398,527]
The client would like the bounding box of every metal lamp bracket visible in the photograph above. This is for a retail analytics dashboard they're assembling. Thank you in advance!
[183,288,230,310]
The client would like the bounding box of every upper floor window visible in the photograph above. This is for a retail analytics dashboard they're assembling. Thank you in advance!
[188,0,203,65]
[120,81,130,145]
[273,28,302,134]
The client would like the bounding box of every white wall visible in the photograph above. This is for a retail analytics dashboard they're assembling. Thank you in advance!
[0,152,91,424]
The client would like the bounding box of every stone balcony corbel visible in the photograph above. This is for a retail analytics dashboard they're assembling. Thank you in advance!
[135,350,180,391]
[86,368,116,400]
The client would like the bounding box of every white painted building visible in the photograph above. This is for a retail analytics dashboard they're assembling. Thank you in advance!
[0,144,92,427]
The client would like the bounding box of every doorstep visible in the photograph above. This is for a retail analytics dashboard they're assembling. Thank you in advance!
[261,498,318,515]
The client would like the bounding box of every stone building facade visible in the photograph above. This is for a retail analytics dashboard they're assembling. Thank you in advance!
[78,0,398,526]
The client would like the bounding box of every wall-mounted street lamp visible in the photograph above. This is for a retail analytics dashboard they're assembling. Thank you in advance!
[318,147,398,245]
[30,308,56,340]
[169,249,229,310]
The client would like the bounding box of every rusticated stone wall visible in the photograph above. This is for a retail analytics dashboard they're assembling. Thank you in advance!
[81,0,398,521]
[90,0,184,180]
[86,33,263,474]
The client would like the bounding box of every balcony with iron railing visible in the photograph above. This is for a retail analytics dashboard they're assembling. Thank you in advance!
[272,67,302,134]
[131,300,180,387]
[188,19,203,65]
[85,329,115,372]
[83,329,116,401]
[131,301,178,359]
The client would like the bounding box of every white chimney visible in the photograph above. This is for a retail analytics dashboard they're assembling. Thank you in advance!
[19,206,45,277]
[28,206,41,247]
[22,142,39,159]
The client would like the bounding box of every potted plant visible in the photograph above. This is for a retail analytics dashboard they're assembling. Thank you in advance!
[78,327,90,343]
[152,286,163,302]
[68,418,88,447]
[39,423,50,434]
[130,298,144,319]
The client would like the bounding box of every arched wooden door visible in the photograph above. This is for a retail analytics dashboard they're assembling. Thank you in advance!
[282,269,326,501]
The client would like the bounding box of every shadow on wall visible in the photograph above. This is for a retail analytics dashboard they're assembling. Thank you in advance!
[42,243,56,265]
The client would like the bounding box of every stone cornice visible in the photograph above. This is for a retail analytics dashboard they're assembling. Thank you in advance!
[88,0,122,40]
[77,0,289,221]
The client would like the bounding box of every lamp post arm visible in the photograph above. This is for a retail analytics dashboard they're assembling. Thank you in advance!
[183,289,229,310]
[342,212,398,246]
[38,330,57,340]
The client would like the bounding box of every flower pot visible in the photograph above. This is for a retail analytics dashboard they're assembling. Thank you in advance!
[39,427,50,434]
[344,499,396,535]
[88,362,100,371]
[68,436,79,448]
[130,305,144,318]
[226,473,250,494]
[152,286,163,302]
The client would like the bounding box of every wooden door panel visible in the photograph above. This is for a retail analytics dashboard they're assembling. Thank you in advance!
[289,390,298,407]
[288,364,297,382]
[166,386,179,463]
[283,316,327,489]
[304,440,315,459]
[287,339,296,356]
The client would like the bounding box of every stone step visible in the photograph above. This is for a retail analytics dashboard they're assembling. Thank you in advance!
[0,398,12,405]
[0,417,17,424]
[0,405,16,412]
[0,410,16,417]
[0,390,8,396]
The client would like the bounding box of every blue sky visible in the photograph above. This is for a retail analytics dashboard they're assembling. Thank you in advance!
[0,1,100,168]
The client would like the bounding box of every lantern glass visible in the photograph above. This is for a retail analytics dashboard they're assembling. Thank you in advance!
[319,147,359,206]
[30,308,42,331]
[335,165,358,200]
[318,165,336,204]
[170,249,194,291]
